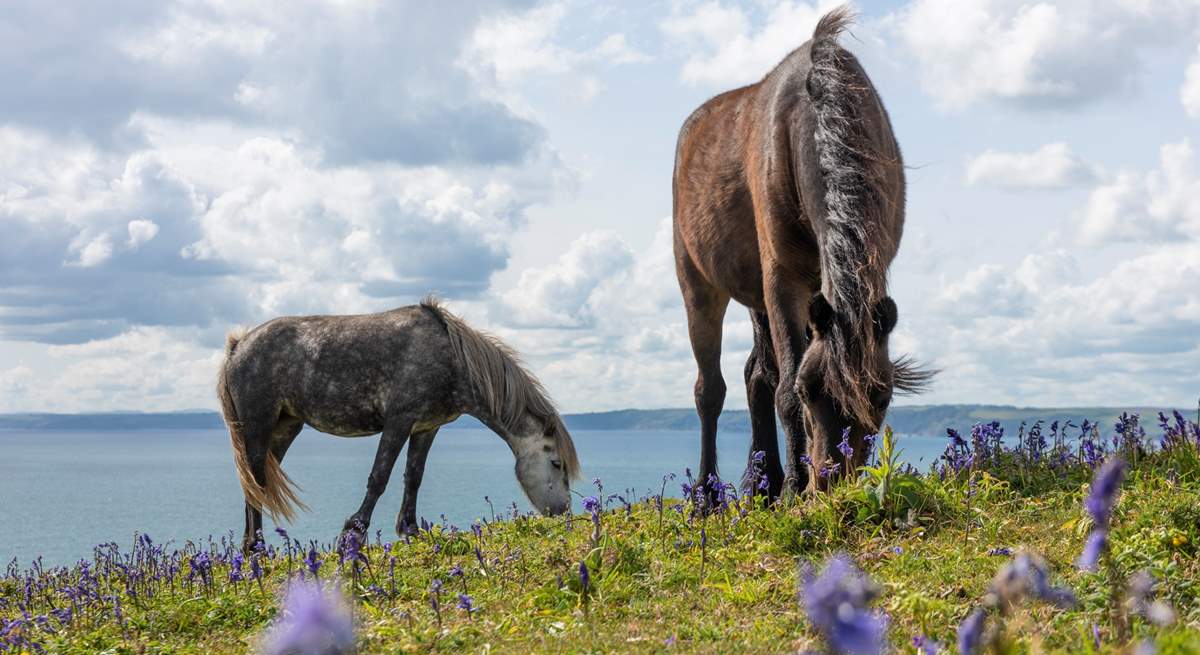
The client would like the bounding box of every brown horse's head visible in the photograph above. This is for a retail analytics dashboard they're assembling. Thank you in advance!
[797,292,931,482]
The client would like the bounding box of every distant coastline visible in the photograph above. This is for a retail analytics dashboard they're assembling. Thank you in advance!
[0,405,1186,438]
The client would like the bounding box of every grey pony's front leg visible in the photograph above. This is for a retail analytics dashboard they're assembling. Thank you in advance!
[343,416,415,537]
[396,428,438,536]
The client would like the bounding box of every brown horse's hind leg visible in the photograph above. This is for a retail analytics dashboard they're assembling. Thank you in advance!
[745,310,784,500]
[396,428,438,536]
[677,256,730,505]
[243,414,303,552]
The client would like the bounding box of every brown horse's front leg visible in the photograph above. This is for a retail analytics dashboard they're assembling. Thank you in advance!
[764,281,814,498]
[678,260,730,509]
[343,416,415,538]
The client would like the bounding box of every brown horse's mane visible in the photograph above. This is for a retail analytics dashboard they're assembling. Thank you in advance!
[808,7,902,422]
[421,297,580,480]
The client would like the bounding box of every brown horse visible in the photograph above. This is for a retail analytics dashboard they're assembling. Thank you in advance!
[672,8,931,499]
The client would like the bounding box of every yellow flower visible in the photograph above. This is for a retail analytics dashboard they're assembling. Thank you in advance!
[1172,534,1189,548]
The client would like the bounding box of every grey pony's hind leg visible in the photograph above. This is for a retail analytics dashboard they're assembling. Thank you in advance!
[237,409,278,553]
[745,310,784,501]
[677,253,730,506]
[243,415,303,553]
[396,428,438,536]
[343,415,415,537]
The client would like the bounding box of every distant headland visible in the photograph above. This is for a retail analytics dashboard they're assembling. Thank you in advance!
[0,405,1187,438]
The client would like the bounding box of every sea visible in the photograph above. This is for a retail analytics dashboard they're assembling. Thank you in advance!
[0,428,948,568]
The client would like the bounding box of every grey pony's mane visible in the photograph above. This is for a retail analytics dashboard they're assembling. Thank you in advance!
[808,7,900,422]
[421,297,581,480]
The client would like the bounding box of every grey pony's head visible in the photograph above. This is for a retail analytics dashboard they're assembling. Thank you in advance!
[423,297,580,515]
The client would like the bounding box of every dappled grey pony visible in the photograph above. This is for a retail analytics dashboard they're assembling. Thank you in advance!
[217,298,581,551]
[673,8,931,499]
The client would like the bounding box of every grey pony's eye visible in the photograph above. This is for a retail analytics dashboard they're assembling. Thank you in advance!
[550,460,563,470]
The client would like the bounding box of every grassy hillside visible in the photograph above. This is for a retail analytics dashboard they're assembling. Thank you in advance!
[4,416,1200,653]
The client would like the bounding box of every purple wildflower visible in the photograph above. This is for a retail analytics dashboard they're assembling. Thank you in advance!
[799,554,888,655]
[1078,531,1107,571]
[456,593,475,614]
[579,561,590,596]
[837,427,853,460]
[989,552,1077,610]
[229,552,244,583]
[1084,458,1126,529]
[581,496,601,514]
[304,546,321,579]
[912,635,939,655]
[260,580,355,655]
[1078,458,1125,570]
[1125,571,1176,627]
[956,608,986,655]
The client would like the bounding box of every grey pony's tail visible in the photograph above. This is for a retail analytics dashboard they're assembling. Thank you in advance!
[804,6,893,424]
[217,330,306,523]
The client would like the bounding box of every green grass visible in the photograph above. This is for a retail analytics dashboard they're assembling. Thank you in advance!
[7,440,1200,654]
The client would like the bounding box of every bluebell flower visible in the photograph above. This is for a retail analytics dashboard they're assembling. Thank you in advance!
[581,496,601,514]
[261,580,355,655]
[1125,570,1176,627]
[1077,531,1107,571]
[956,608,986,655]
[300,546,322,579]
[579,561,590,596]
[456,593,475,614]
[912,635,939,655]
[1084,458,1125,530]
[989,552,1076,610]
[799,554,888,655]
[837,427,853,460]
[1078,458,1125,570]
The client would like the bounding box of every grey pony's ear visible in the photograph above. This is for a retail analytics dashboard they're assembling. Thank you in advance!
[808,293,835,338]
[873,296,898,337]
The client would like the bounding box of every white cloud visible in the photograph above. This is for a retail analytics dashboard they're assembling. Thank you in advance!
[1184,43,1200,118]
[127,219,159,248]
[0,365,32,402]
[965,142,1096,189]
[593,33,649,65]
[488,218,748,412]
[500,231,635,327]
[41,327,222,412]
[1079,140,1200,245]
[462,3,649,86]
[918,241,1200,407]
[0,116,562,343]
[895,0,1200,109]
[661,0,843,87]
[70,233,114,267]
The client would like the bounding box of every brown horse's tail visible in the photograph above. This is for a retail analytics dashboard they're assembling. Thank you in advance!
[217,330,306,523]
[804,6,897,423]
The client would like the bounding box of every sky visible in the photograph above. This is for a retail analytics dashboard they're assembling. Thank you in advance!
[1,0,1198,414]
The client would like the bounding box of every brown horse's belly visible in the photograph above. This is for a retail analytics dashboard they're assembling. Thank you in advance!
[681,206,767,311]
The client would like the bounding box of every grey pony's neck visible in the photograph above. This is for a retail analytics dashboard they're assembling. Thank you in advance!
[461,400,513,445]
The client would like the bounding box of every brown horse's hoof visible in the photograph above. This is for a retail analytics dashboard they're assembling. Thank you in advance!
[396,518,420,538]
